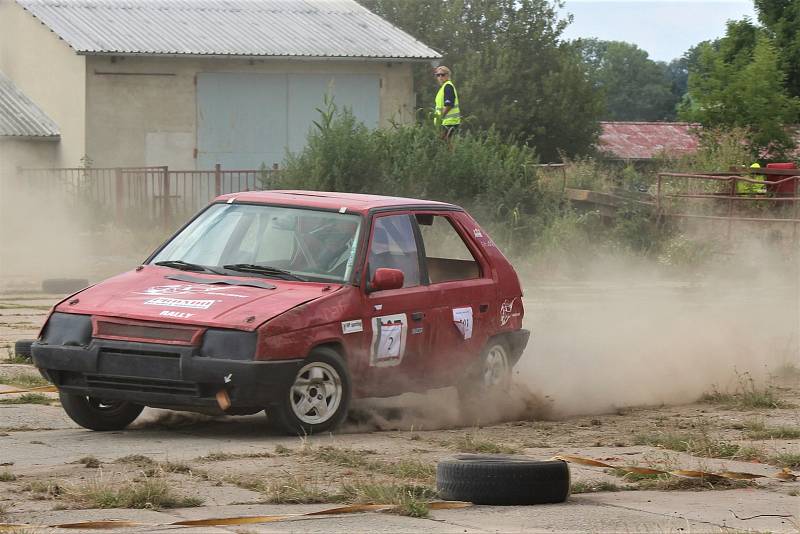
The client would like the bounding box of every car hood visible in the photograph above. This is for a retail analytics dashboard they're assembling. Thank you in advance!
[54,266,340,331]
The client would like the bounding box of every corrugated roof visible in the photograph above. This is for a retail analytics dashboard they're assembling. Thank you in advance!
[0,71,60,138]
[16,0,441,59]
[599,121,700,160]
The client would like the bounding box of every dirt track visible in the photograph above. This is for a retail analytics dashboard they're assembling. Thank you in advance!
[1,288,798,533]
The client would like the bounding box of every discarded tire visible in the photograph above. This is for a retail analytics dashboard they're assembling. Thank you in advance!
[14,339,35,360]
[437,454,570,505]
[42,278,89,294]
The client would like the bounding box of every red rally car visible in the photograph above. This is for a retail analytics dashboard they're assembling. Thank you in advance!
[32,191,529,434]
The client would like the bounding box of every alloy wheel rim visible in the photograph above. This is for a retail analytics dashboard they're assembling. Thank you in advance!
[483,345,509,389]
[290,362,343,425]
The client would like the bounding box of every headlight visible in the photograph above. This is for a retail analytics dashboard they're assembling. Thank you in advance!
[200,329,257,360]
[41,313,92,346]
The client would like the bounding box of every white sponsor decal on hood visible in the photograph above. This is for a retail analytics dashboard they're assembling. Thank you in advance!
[136,284,248,298]
[144,297,216,309]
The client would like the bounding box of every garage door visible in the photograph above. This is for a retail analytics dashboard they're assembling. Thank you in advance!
[197,73,379,171]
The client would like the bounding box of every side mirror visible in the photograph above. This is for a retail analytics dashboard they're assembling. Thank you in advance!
[369,268,404,292]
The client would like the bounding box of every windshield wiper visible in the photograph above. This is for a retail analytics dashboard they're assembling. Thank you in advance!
[223,264,307,282]
[154,260,226,275]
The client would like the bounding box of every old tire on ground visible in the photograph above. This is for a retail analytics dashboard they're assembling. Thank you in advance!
[437,454,570,505]
[59,392,144,431]
[42,278,89,294]
[14,339,35,360]
[457,339,512,421]
[269,347,351,435]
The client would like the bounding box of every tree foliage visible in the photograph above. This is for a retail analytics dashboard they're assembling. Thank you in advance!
[577,39,680,121]
[358,0,603,162]
[679,20,800,157]
[755,0,800,98]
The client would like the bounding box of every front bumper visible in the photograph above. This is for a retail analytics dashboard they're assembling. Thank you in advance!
[32,339,303,410]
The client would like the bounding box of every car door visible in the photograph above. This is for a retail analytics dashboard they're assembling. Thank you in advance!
[357,212,437,396]
[414,211,496,387]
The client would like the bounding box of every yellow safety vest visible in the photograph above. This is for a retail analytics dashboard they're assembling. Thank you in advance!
[434,80,461,127]
[737,162,765,194]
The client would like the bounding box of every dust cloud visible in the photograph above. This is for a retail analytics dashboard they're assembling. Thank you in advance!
[515,244,800,418]
[0,167,166,292]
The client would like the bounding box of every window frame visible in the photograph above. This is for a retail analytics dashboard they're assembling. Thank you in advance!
[359,209,490,291]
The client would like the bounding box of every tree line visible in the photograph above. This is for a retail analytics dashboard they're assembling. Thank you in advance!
[359,0,800,161]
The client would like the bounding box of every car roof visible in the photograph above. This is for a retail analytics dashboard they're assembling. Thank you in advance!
[215,190,461,214]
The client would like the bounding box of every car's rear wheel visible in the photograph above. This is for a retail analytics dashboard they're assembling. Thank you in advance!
[457,339,512,421]
[269,347,351,435]
[59,392,144,431]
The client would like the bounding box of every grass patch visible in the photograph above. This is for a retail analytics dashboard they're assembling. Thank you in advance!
[769,452,800,469]
[570,481,622,493]
[2,351,31,364]
[0,470,17,481]
[742,419,800,440]
[339,482,436,518]
[264,475,333,504]
[635,474,753,491]
[0,374,49,389]
[634,431,767,462]
[608,468,661,482]
[77,456,101,468]
[0,393,51,405]
[701,372,792,409]
[197,450,273,462]
[310,446,435,483]
[446,431,522,455]
[71,474,203,509]
[274,444,292,455]
[114,454,156,466]
[23,480,63,500]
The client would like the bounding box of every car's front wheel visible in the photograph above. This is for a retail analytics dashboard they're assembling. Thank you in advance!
[59,392,144,431]
[269,347,351,435]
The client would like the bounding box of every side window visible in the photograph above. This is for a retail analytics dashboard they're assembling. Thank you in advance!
[368,215,420,288]
[416,214,481,283]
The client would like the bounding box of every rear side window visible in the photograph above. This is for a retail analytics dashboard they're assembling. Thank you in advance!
[367,215,421,288]
[416,214,481,283]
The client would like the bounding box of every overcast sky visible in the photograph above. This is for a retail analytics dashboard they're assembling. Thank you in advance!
[559,0,758,62]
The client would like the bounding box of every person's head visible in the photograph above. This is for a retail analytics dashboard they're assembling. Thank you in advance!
[434,66,451,85]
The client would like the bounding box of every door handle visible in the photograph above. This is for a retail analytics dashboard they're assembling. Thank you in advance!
[411,311,425,321]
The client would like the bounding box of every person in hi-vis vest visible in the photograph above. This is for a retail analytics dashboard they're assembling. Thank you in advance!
[433,66,461,140]
[737,162,766,194]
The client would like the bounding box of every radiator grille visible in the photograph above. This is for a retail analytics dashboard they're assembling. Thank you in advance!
[93,317,204,346]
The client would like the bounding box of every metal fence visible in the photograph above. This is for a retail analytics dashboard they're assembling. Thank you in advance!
[656,168,800,241]
[20,164,275,227]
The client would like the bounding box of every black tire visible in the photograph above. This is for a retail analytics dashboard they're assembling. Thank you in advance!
[269,347,351,435]
[14,339,35,360]
[437,454,570,505]
[457,339,512,421]
[42,278,89,294]
[59,392,144,431]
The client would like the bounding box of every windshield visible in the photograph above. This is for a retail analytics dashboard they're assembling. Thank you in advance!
[150,203,362,283]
